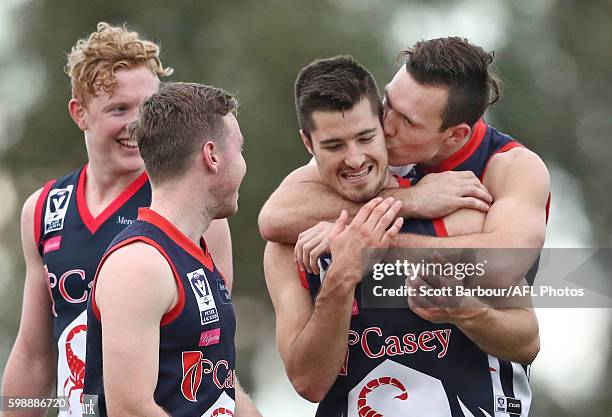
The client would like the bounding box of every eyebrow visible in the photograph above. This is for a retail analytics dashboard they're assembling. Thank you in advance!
[319,127,377,145]
[384,87,414,125]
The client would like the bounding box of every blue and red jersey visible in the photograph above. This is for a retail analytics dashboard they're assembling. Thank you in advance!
[301,120,541,417]
[83,208,236,417]
[34,165,150,416]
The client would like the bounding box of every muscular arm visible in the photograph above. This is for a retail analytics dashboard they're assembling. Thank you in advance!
[204,219,234,292]
[95,244,176,417]
[258,164,490,244]
[1,190,56,417]
[395,149,549,251]
[401,150,548,364]
[264,243,355,402]
[259,165,361,243]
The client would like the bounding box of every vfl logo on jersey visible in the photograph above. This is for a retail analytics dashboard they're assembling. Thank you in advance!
[187,268,219,325]
[496,395,522,415]
[44,185,73,234]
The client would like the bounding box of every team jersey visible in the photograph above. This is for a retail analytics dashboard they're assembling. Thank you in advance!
[83,208,236,417]
[34,165,150,417]
[301,120,541,417]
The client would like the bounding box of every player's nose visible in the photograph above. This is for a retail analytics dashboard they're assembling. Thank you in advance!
[344,144,366,168]
[383,109,397,138]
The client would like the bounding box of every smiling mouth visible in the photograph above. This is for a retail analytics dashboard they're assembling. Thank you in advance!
[341,165,373,181]
[117,138,138,150]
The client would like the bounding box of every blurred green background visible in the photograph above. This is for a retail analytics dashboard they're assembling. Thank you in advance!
[0,0,610,416]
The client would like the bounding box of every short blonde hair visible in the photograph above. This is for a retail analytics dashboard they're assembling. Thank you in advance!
[65,22,173,104]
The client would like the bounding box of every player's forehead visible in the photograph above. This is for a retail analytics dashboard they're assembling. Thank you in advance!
[385,68,447,123]
[89,66,159,105]
[310,99,381,143]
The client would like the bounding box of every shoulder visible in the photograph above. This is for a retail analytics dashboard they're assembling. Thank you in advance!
[484,147,550,198]
[280,164,322,186]
[96,241,176,315]
[100,241,174,280]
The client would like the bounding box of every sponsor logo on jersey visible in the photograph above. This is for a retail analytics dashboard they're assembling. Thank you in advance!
[199,328,221,347]
[43,235,62,253]
[44,185,73,234]
[181,351,235,402]
[116,215,136,226]
[187,268,219,325]
[340,326,452,376]
[496,395,522,415]
[217,281,231,304]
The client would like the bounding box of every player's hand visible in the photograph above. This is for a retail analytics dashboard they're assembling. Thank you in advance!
[328,197,404,286]
[410,171,492,218]
[404,251,487,325]
[294,221,334,274]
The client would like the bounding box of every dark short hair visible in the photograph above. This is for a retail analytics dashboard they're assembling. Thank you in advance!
[295,55,383,139]
[131,82,238,184]
[402,37,501,130]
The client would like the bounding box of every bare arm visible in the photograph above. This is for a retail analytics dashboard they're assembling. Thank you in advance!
[204,218,234,291]
[264,242,353,402]
[96,244,176,417]
[234,379,263,417]
[264,199,402,402]
[1,190,56,417]
[394,149,550,286]
[259,165,362,243]
[258,164,491,244]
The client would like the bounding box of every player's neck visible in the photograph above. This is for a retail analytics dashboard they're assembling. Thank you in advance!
[84,164,145,217]
[149,183,213,245]
[425,133,472,168]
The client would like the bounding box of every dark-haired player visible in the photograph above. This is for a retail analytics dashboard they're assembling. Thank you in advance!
[262,39,549,417]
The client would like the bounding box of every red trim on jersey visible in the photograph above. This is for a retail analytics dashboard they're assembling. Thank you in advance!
[297,264,309,290]
[432,218,449,237]
[425,119,488,173]
[392,174,412,189]
[479,141,525,182]
[137,208,215,272]
[34,179,56,247]
[91,236,186,327]
[545,193,551,223]
[77,165,149,234]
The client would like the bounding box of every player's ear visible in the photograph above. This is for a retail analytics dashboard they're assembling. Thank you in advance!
[299,129,314,155]
[68,98,88,131]
[202,141,219,173]
[444,122,471,146]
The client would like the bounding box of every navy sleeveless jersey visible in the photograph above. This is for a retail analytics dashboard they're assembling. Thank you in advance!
[34,165,150,416]
[83,208,236,417]
[301,120,536,417]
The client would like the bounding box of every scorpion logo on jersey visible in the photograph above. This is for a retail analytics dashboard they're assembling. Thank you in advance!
[357,377,408,417]
[211,408,234,416]
[63,324,87,412]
